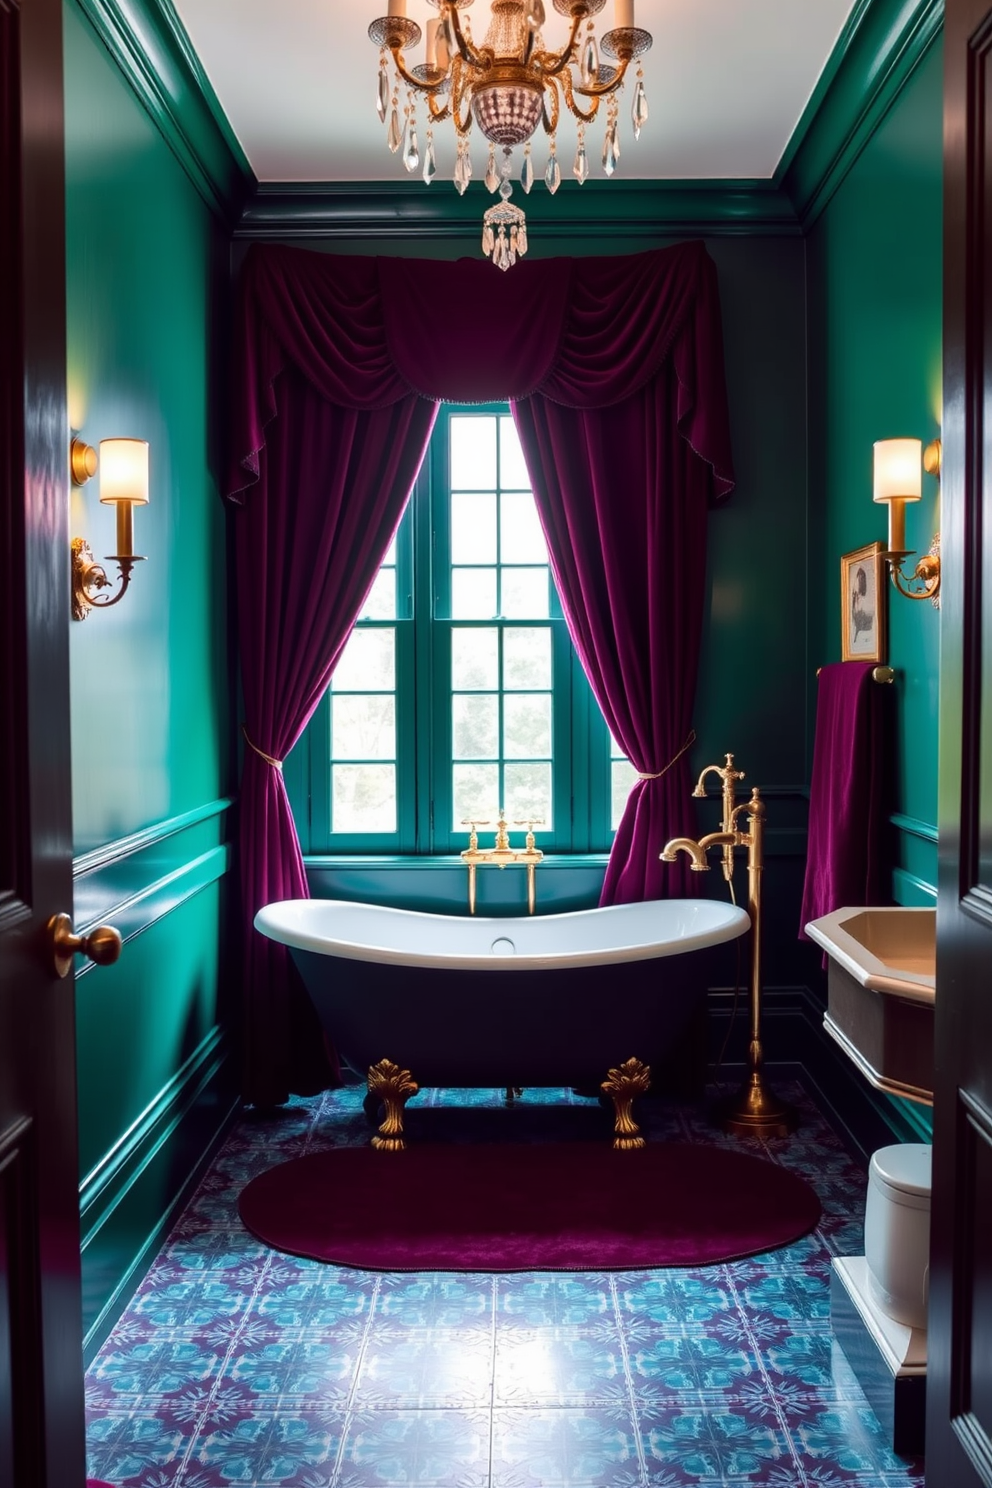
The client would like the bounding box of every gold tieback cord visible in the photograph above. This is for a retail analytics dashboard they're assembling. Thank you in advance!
[242,724,283,772]
[636,729,697,782]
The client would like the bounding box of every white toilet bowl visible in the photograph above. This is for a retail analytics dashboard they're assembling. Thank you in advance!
[864,1143,932,1331]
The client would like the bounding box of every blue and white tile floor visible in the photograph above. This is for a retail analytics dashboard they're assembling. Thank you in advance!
[85,1081,926,1486]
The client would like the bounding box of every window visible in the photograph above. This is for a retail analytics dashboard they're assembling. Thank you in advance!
[287,404,626,855]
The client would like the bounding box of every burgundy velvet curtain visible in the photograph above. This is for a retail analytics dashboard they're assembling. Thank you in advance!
[228,242,734,1104]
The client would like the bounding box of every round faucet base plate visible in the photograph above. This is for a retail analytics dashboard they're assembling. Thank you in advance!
[714,1078,799,1139]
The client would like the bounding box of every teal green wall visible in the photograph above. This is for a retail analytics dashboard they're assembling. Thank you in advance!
[807,40,943,908]
[64,0,237,1355]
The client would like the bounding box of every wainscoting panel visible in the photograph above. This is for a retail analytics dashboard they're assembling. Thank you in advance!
[73,799,238,1361]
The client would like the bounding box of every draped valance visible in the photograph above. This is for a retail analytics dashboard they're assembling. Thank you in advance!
[228,241,734,501]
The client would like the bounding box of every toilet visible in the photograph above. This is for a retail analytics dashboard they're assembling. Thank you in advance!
[864,1143,932,1331]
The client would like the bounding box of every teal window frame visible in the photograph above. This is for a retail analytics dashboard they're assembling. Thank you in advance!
[287,402,620,856]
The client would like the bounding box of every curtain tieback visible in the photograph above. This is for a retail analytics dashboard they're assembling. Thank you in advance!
[242,724,284,772]
[636,729,696,781]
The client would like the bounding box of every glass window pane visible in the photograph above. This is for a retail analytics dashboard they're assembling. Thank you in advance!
[331,695,395,760]
[452,693,499,758]
[504,762,552,827]
[451,492,497,563]
[499,414,530,489]
[332,764,396,833]
[382,533,397,566]
[504,693,551,758]
[500,492,546,563]
[611,759,639,831]
[451,415,497,489]
[503,627,551,689]
[501,568,549,618]
[358,567,396,621]
[331,627,395,691]
[453,763,499,826]
[452,568,497,619]
[452,627,499,690]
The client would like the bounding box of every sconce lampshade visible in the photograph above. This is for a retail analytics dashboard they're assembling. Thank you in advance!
[99,438,149,507]
[98,438,149,561]
[873,438,922,504]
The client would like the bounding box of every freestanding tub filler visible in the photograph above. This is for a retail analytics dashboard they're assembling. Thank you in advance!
[255,896,750,1150]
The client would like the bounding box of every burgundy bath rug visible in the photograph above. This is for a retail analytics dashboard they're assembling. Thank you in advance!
[238,1141,821,1271]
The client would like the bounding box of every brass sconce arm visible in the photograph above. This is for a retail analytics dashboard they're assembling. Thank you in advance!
[70,539,143,620]
[882,541,941,604]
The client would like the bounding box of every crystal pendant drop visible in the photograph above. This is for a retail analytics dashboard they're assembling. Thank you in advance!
[403,122,420,172]
[485,149,500,193]
[545,151,561,194]
[602,123,618,177]
[581,36,599,85]
[632,78,648,138]
[423,136,437,184]
[387,107,402,154]
[521,151,534,194]
[454,146,471,195]
[376,67,389,124]
[573,143,589,184]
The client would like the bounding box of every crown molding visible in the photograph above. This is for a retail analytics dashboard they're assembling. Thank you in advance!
[235,179,802,242]
[71,0,255,225]
[71,0,942,244]
[779,0,943,229]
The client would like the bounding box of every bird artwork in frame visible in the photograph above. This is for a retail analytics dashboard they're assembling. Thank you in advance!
[840,541,888,663]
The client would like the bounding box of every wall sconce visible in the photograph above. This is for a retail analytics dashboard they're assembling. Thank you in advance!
[70,437,149,620]
[872,436,941,608]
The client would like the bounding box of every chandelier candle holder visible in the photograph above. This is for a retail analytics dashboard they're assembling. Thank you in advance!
[368,0,652,268]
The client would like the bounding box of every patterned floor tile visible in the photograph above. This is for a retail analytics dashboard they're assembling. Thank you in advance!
[493,1327,628,1408]
[356,1327,495,1408]
[490,1405,641,1488]
[85,1080,924,1488]
[338,1407,491,1487]
[639,1405,792,1481]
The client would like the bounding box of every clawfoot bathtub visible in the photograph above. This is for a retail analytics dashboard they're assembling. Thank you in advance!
[255,896,750,1147]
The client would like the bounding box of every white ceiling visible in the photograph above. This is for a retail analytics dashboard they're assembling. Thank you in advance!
[172,0,858,185]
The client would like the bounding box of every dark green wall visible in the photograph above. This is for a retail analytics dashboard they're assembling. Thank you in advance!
[807,40,943,908]
[64,0,237,1356]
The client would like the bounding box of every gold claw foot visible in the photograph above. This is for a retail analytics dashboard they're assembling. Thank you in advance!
[602,1057,651,1149]
[368,1059,419,1151]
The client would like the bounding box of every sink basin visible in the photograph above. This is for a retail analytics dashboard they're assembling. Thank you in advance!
[805,907,935,1106]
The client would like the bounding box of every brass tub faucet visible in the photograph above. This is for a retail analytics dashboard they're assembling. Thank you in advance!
[460,813,544,914]
[661,757,797,1139]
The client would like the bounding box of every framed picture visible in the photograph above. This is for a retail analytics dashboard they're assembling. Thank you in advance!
[841,541,887,663]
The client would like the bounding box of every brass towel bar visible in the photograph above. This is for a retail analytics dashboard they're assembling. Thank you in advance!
[816,665,895,684]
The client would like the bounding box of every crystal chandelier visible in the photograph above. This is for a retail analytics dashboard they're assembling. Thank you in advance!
[368,0,652,269]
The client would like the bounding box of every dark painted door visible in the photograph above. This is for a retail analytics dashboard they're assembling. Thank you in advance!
[928,0,992,1480]
[0,0,88,1482]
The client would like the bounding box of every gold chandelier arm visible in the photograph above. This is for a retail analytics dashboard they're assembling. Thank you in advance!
[427,92,453,123]
[573,52,631,97]
[446,4,491,71]
[451,56,474,133]
[388,43,447,93]
[560,66,600,123]
[541,77,560,134]
[532,13,583,78]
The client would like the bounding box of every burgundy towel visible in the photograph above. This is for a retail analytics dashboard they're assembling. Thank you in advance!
[799,662,889,938]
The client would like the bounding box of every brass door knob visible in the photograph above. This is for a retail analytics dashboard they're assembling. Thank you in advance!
[47,913,123,979]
